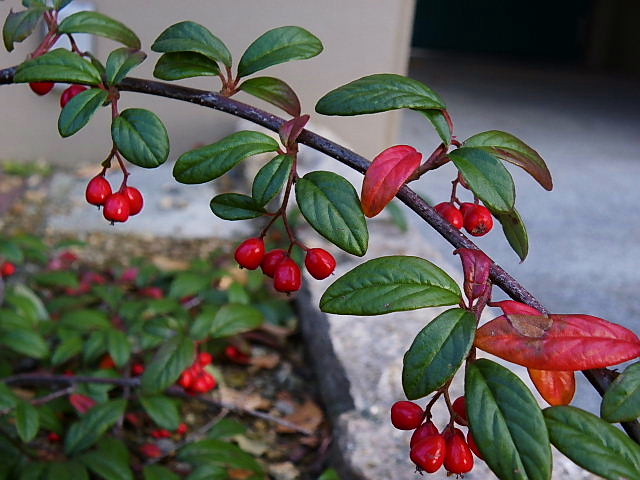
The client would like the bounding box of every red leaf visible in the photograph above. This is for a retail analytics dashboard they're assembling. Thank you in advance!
[279,114,310,149]
[69,393,97,414]
[492,300,543,316]
[454,248,493,303]
[361,145,422,217]
[475,314,640,371]
[528,368,576,406]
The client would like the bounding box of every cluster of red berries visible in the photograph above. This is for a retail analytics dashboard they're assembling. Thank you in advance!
[85,174,144,223]
[391,397,482,475]
[151,422,189,439]
[29,81,88,108]
[0,261,16,278]
[179,352,218,394]
[234,237,336,293]
[434,202,494,237]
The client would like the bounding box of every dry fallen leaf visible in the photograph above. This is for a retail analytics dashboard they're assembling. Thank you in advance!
[249,352,281,370]
[219,386,273,412]
[276,399,324,434]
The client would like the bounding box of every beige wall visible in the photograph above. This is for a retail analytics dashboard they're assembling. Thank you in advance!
[0,1,415,167]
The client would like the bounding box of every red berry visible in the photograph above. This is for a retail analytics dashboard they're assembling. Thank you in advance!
[234,237,265,270]
[434,202,464,229]
[0,261,17,277]
[30,81,54,96]
[103,193,130,223]
[273,257,302,293]
[197,352,213,366]
[444,428,474,474]
[85,175,112,206]
[260,249,288,277]
[48,432,62,443]
[140,443,163,458]
[179,369,195,389]
[225,345,251,364]
[460,203,494,236]
[390,401,424,430]
[132,363,145,376]
[124,186,144,215]
[410,420,440,448]
[304,248,336,280]
[201,373,217,391]
[177,423,189,435]
[140,286,164,299]
[452,396,468,425]
[60,84,88,108]
[410,433,447,473]
[467,431,483,459]
[125,412,143,427]
[151,429,172,439]
[100,354,116,370]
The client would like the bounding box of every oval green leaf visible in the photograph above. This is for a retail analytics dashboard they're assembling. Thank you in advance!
[14,48,102,85]
[51,335,83,366]
[210,304,264,338]
[238,76,301,117]
[315,73,445,116]
[173,131,279,184]
[16,400,39,443]
[151,21,231,67]
[402,308,475,400]
[178,439,264,473]
[495,208,529,261]
[209,193,265,220]
[106,48,146,86]
[320,256,461,315]
[252,154,294,205]
[112,108,170,168]
[238,26,323,78]
[58,88,108,138]
[144,465,180,480]
[3,7,45,52]
[106,329,131,368]
[64,399,127,455]
[448,147,516,213]
[58,11,140,49]
[153,52,220,81]
[139,395,181,431]
[79,443,133,480]
[419,109,452,145]
[141,335,195,393]
[295,171,368,256]
[544,405,640,480]
[601,362,640,422]
[0,328,48,359]
[466,359,552,480]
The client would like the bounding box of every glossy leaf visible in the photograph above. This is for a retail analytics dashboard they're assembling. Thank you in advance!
[58,88,108,138]
[189,307,217,341]
[544,406,640,480]
[238,26,323,77]
[402,308,475,399]
[53,0,73,9]
[112,108,170,168]
[178,439,265,474]
[0,328,48,359]
[239,76,301,116]
[316,73,445,115]
[79,444,133,480]
[252,154,293,205]
[106,48,146,85]
[466,359,552,480]
[65,399,127,455]
[210,193,266,220]
[210,304,264,338]
[168,273,211,299]
[151,21,231,67]
[320,256,461,315]
[419,109,452,145]
[14,49,102,85]
[448,147,516,213]
[173,131,279,184]
[144,465,180,480]
[529,369,576,406]
[3,7,45,52]
[601,361,640,422]
[15,400,39,443]
[58,11,140,49]
[464,130,552,191]
[454,248,493,303]
[361,145,422,218]
[141,335,195,393]
[153,52,220,80]
[139,395,181,430]
[186,465,228,480]
[295,171,368,256]
[106,329,131,368]
[51,335,83,365]
[495,208,529,261]
[476,313,640,370]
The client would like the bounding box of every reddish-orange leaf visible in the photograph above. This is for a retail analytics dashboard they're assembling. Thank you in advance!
[528,368,576,406]
[361,145,422,217]
[69,393,97,414]
[492,300,543,316]
[279,114,310,149]
[475,314,640,371]
[454,248,493,303]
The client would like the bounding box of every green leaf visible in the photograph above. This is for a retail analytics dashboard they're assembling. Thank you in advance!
[0,328,48,359]
[58,11,140,49]
[168,272,211,299]
[252,154,293,205]
[105,48,146,86]
[173,131,279,184]
[178,439,265,474]
[153,52,220,81]
[448,147,516,213]
[46,461,89,480]
[315,74,445,116]
[189,307,218,341]
[106,329,131,368]
[0,238,24,263]
[38,404,63,433]
[143,465,180,480]
[210,304,264,338]
[33,270,79,288]
[419,109,452,145]
[53,0,73,9]
[601,362,640,422]
[466,359,552,480]
[318,469,341,480]
[112,108,170,168]
[5,284,48,324]
[495,209,529,261]
[51,335,83,366]
[14,49,102,85]
[238,26,322,77]
[207,418,247,440]
[0,383,18,411]
[210,194,266,220]
[58,88,108,137]
[295,171,368,256]
[64,399,126,455]
[15,400,39,443]
[402,308,475,400]
[139,395,181,430]
[3,7,45,52]
[239,77,301,117]
[545,406,640,480]
[83,330,107,363]
[79,447,133,480]
[151,21,231,67]
[320,256,461,315]
[186,465,228,480]
[141,335,195,393]
[464,130,553,191]
[60,309,110,331]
